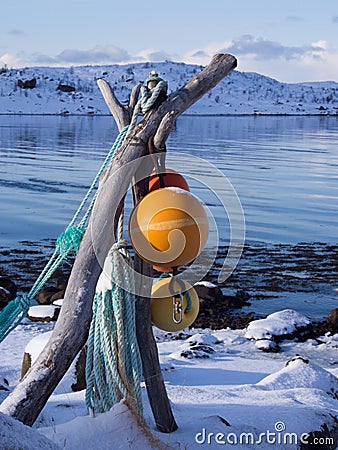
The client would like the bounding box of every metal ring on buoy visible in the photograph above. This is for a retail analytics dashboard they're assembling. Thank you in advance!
[151,277,199,332]
[128,187,209,269]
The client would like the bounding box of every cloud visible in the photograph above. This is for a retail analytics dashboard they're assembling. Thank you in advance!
[56,45,131,64]
[333,16,338,23]
[8,29,26,37]
[183,37,337,82]
[0,53,25,68]
[220,35,326,61]
[29,46,177,66]
[135,48,178,63]
[28,45,132,66]
[285,16,303,22]
[191,50,209,59]
[184,35,327,65]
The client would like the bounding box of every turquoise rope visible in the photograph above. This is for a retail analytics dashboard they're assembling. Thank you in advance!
[0,125,129,343]
[127,80,168,137]
[85,243,143,414]
[185,290,192,313]
[157,272,193,312]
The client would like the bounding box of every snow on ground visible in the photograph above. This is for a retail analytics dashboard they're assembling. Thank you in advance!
[1,61,338,116]
[0,311,337,449]
[244,309,311,340]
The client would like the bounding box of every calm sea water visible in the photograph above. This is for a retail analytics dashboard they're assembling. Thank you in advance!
[1,115,337,319]
[0,115,337,247]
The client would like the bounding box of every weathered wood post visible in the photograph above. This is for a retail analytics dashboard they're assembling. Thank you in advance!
[0,54,237,429]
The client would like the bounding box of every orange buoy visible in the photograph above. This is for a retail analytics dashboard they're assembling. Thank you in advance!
[149,169,189,272]
[149,169,190,192]
[151,277,199,331]
[129,187,209,269]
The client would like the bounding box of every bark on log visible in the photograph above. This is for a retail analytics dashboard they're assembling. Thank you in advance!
[0,53,237,426]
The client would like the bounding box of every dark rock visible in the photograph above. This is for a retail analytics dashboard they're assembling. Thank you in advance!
[180,343,215,359]
[55,278,67,291]
[255,339,281,353]
[286,356,309,366]
[0,277,17,310]
[299,422,338,450]
[326,308,338,333]
[71,346,87,392]
[223,290,251,308]
[17,78,37,89]
[36,286,59,305]
[57,84,75,92]
[194,282,224,303]
[50,290,65,303]
[0,378,9,391]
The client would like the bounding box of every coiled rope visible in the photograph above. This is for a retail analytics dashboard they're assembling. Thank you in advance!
[85,235,143,415]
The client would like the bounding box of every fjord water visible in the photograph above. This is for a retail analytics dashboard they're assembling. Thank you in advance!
[1,114,337,247]
[1,114,337,319]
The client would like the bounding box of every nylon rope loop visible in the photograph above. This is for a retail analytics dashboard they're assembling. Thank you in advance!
[85,240,143,416]
[185,290,193,313]
[127,79,168,137]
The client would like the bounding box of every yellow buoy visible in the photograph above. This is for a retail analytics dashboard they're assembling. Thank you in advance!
[151,277,199,332]
[128,187,209,269]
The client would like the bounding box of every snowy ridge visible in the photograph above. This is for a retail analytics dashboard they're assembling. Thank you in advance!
[1,61,338,115]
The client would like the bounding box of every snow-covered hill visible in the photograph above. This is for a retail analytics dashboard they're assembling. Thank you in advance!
[1,61,338,115]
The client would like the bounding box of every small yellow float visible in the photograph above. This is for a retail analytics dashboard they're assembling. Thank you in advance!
[151,277,199,331]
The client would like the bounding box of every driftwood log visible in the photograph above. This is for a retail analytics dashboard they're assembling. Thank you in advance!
[0,54,237,429]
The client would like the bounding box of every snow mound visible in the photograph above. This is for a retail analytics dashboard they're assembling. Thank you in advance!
[27,305,59,322]
[258,356,338,397]
[0,412,60,450]
[39,401,159,450]
[245,309,311,340]
[194,281,217,289]
[25,331,52,363]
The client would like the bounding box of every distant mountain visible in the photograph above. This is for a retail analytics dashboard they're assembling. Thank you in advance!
[1,61,338,115]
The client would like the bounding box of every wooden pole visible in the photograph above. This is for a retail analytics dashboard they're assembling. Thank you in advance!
[0,54,237,427]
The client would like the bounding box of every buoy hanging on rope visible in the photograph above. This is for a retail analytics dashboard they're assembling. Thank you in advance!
[149,169,190,193]
[128,187,209,269]
[151,277,199,332]
[148,168,190,272]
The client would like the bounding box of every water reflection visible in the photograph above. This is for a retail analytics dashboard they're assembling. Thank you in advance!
[0,114,337,246]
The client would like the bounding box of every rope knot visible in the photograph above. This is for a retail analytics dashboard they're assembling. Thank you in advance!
[112,240,128,251]
[56,226,85,256]
[18,294,31,312]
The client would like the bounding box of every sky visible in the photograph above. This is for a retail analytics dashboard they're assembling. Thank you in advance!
[1,0,338,83]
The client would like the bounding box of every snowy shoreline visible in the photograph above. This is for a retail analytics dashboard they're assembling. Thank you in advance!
[1,241,337,448]
[1,61,338,116]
